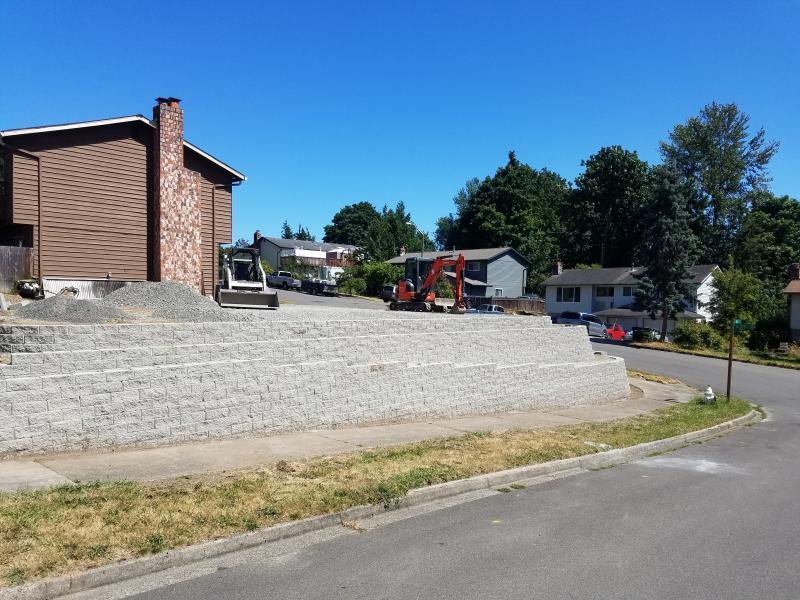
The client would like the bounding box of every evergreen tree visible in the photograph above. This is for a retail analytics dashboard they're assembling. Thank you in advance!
[294,224,315,241]
[281,221,293,239]
[632,167,698,341]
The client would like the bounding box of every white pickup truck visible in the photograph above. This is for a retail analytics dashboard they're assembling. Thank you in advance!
[266,271,301,290]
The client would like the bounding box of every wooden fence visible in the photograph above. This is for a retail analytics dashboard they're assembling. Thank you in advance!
[0,246,33,292]
[466,296,545,314]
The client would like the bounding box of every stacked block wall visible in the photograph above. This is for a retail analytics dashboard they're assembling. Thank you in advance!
[0,316,628,455]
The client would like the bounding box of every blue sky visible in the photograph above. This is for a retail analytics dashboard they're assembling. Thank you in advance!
[2,1,798,243]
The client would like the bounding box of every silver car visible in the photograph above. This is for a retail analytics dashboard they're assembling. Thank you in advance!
[554,311,608,338]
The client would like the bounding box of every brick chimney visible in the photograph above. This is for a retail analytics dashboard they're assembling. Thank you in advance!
[553,259,563,275]
[790,263,800,281]
[152,97,203,292]
[254,230,263,246]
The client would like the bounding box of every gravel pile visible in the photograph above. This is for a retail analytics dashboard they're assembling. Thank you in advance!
[11,295,131,324]
[103,281,258,322]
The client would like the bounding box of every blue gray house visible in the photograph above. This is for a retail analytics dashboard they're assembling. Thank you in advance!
[386,247,530,298]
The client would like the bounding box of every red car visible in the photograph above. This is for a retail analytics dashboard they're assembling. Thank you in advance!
[605,323,628,341]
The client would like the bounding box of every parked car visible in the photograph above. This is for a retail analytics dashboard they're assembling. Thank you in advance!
[467,304,506,315]
[380,284,397,302]
[266,271,301,290]
[631,327,659,342]
[554,311,607,338]
[605,323,631,341]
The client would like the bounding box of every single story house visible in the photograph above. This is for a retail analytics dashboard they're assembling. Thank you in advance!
[253,232,358,271]
[0,98,244,296]
[784,263,800,341]
[386,247,530,298]
[543,264,719,331]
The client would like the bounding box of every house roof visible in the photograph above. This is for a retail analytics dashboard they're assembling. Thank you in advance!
[258,236,358,252]
[594,304,706,321]
[783,280,800,294]
[386,247,529,266]
[542,264,718,287]
[0,115,246,181]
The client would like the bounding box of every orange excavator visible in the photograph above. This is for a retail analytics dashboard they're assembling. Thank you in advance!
[388,254,467,313]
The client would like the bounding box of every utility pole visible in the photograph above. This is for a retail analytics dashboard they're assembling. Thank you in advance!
[726,317,734,399]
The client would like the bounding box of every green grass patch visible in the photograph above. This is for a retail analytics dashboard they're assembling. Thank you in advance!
[0,398,752,587]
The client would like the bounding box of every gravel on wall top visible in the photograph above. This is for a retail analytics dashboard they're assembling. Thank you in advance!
[103,282,260,322]
[11,295,131,324]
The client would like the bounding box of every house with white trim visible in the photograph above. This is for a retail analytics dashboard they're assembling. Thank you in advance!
[543,264,719,330]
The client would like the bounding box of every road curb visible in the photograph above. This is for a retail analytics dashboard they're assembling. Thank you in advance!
[0,408,761,599]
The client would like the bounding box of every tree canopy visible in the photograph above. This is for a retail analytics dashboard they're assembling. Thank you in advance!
[566,146,651,268]
[660,101,779,264]
[435,151,568,288]
[323,202,381,247]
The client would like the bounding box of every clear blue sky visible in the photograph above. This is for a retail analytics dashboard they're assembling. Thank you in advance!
[3,1,798,244]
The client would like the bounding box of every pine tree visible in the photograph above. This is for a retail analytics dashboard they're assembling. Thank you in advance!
[632,167,698,341]
[281,221,293,240]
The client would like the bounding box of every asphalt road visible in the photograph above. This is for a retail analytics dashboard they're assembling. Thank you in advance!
[275,289,389,310]
[122,344,800,600]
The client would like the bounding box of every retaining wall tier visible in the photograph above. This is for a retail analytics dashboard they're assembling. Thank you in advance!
[0,316,628,455]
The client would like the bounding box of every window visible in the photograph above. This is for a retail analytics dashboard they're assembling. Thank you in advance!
[622,286,633,297]
[596,286,614,297]
[556,287,581,303]
[494,288,504,297]
[466,261,480,272]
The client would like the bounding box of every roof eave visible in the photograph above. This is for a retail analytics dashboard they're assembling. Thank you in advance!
[0,114,246,182]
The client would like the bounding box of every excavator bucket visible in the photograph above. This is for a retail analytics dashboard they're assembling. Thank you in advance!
[217,289,279,309]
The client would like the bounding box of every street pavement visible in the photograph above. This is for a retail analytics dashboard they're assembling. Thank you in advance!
[276,288,389,310]
[96,344,800,599]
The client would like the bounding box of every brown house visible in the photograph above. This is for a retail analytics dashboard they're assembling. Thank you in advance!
[0,98,245,295]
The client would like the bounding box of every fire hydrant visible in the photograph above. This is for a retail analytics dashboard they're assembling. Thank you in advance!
[703,386,716,404]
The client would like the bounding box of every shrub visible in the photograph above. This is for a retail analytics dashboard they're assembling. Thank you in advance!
[673,321,724,350]
[434,274,454,298]
[339,262,403,296]
[339,276,366,296]
[747,314,789,351]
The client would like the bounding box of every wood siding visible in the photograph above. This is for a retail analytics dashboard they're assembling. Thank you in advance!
[185,149,233,295]
[6,123,236,287]
[10,152,40,273]
[8,125,150,279]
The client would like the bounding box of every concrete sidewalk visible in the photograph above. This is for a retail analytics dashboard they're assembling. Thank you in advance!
[0,379,696,492]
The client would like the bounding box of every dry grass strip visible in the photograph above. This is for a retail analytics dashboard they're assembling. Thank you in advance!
[0,398,751,587]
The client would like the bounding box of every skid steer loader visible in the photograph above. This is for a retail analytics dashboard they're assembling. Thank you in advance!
[217,247,279,309]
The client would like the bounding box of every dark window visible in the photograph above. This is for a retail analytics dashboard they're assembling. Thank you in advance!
[596,286,614,297]
[622,286,633,297]
[466,261,480,272]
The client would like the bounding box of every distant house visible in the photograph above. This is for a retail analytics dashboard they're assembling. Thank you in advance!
[783,263,800,341]
[386,247,530,298]
[542,264,719,330]
[253,232,357,271]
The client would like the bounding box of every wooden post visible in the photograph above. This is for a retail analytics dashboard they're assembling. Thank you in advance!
[726,317,735,399]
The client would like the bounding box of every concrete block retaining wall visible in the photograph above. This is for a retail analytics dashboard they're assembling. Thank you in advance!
[0,316,628,455]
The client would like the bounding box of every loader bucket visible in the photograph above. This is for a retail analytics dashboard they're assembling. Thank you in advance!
[217,289,280,309]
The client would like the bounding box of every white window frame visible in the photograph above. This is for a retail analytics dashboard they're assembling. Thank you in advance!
[494,288,504,297]
[622,286,633,297]
[556,286,581,303]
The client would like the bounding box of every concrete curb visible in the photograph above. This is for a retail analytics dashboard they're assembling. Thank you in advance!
[0,408,761,600]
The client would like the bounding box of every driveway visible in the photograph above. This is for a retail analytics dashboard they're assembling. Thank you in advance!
[80,345,800,600]
[274,289,389,311]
